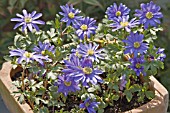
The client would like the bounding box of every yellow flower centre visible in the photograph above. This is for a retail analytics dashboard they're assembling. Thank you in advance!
[87,49,94,56]
[83,67,93,75]
[75,51,79,56]
[136,63,141,69]
[120,21,129,27]
[23,51,33,58]
[146,12,153,19]
[24,17,32,23]
[41,51,45,55]
[134,42,141,48]
[68,12,75,19]
[116,11,121,16]
[64,81,72,86]
[80,24,88,31]
[85,102,90,107]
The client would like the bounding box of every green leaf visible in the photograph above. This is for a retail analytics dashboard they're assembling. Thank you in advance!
[125,79,131,89]
[150,29,156,35]
[83,0,104,10]
[94,85,102,92]
[9,0,17,6]
[151,65,157,75]
[144,62,151,71]
[111,94,119,101]
[12,64,18,69]
[39,68,46,76]
[45,50,55,59]
[68,0,82,4]
[87,87,96,92]
[52,64,63,71]
[35,98,40,105]
[19,0,28,8]
[31,86,36,92]
[49,86,58,92]
[29,67,40,74]
[55,18,60,29]
[47,71,57,80]
[37,87,46,95]
[47,28,56,38]
[124,90,132,102]
[155,61,164,69]
[18,94,25,104]
[3,55,12,62]
[46,20,54,26]
[129,84,141,93]
[55,48,61,59]
[113,84,119,92]
[137,91,145,102]
[39,107,49,113]
[98,109,104,113]
[145,91,155,99]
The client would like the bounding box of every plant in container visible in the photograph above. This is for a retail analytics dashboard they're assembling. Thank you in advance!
[0,1,169,113]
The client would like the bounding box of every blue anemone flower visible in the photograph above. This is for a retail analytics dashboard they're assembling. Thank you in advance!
[123,32,148,57]
[62,54,103,87]
[129,56,146,76]
[156,48,166,61]
[59,4,82,26]
[77,43,104,62]
[11,9,45,32]
[106,3,130,20]
[135,1,163,29]
[79,98,100,113]
[56,75,80,96]
[9,49,48,65]
[74,17,97,40]
[33,42,55,55]
[119,74,127,90]
[110,15,139,32]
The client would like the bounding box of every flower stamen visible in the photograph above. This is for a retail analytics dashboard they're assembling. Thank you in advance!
[75,51,79,56]
[81,24,88,31]
[23,51,33,58]
[135,63,141,69]
[120,21,129,27]
[68,12,75,19]
[87,49,94,55]
[85,102,90,107]
[116,11,121,16]
[83,67,93,75]
[64,81,72,86]
[24,17,32,23]
[146,12,153,19]
[41,51,45,55]
[134,42,141,48]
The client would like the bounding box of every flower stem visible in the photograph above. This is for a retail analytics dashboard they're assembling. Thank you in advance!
[42,79,48,99]
[60,22,63,38]
[21,68,25,91]
[28,99,34,109]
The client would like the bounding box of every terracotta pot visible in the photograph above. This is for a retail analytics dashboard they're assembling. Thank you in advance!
[0,62,169,113]
[0,62,33,113]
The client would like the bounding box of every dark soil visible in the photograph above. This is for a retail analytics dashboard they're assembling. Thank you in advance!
[104,93,149,113]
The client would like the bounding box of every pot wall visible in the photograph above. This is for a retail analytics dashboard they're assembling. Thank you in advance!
[0,62,33,113]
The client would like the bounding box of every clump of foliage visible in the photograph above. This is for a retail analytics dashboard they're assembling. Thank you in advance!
[5,1,166,113]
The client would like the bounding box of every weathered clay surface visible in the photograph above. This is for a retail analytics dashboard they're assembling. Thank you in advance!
[0,62,33,113]
[0,62,169,113]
